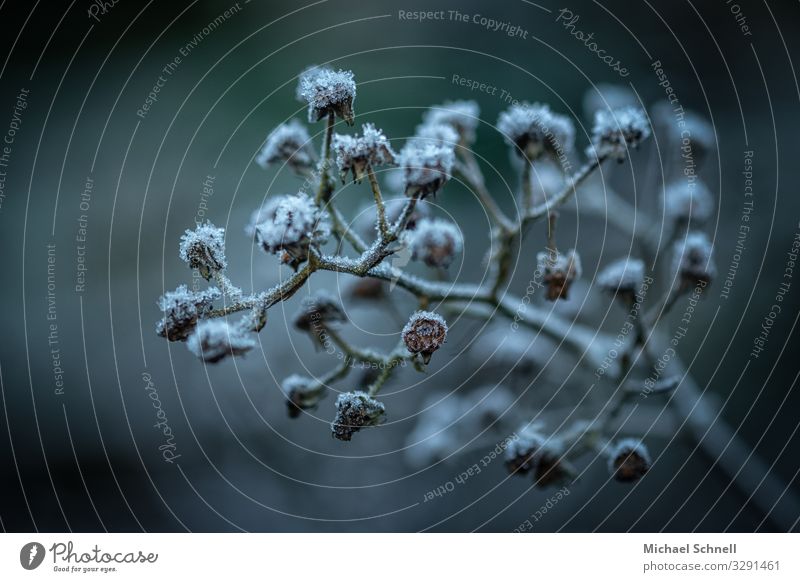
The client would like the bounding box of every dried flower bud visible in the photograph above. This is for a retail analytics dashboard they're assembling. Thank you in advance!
[608,438,651,482]
[332,123,397,183]
[597,258,646,304]
[399,142,454,199]
[672,232,715,292]
[292,290,346,346]
[497,102,575,162]
[282,374,323,418]
[664,179,714,225]
[156,285,221,341]
[504,433,545,475]
[256,119,316,175]
[590,106,651,161]
[179,222,227,280]
[537,249,582,301]
[253,193,330,270]
[298,66,356,125]
[422,100,479,144]
[187,319,256,363]
[402,310,448,364]
[408,217,463,268]
[331,391,386,441]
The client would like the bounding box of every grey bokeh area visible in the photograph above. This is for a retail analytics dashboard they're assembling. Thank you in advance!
[0,0,799,532]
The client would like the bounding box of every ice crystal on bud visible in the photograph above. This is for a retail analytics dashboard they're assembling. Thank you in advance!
[497,102,575,161]
[608,438,651,482]
[156,285,221,341]
[179,222,227,280]
[505,433,545,475]
[590,106,651,160]
[663,179,714,224]
[187,319,256,363]
[402,310,448,363]
[256,119,316,175]
[597,258,646,301]
[282,374,323,418]
[298,66,356,125]
[332,123,397,183]
[408,217,463,268]
[331,391,386,441]
[537,249,582,301]
[253,193,330,269]
[672,232,716,291]
[399,142,454,198]
[422,100,479,144]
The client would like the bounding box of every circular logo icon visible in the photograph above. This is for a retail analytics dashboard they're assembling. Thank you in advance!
[20,542,45,570]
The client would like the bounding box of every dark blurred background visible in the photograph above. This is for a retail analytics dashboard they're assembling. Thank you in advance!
[0,0,798,532]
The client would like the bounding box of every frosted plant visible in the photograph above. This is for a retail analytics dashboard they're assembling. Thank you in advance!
[497,102,575,162]
[332,122,397,183]
[256,119,316,175]
[155,69,787,524]
[422,100,480,144]
[407,217,463,268]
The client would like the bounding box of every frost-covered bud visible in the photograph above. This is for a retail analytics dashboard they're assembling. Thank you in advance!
[298,66,356,125]
[422,100,479,144]
[408,217,463,268]
[186,319,256,363]
[156,285,220,341]
[292,290,346,345]
[179,222,227,280]
[672,232,716,292]
[497,102,575,162]
[608,438,651,482]
[256,119,316,175]
[582,83,638,120]
[537,249,582,301]
[332,123,397,183]
[504,433,544,475]
[253,193,331,270]
[414,122,460,149]
[590,107,651,161]
[597,258,646,304]
[399,142,454,199]
[402,310,448,364]
[331,391,386,441]
[534,449,573,488]
[663,179,714,225]
[282,374,323,418]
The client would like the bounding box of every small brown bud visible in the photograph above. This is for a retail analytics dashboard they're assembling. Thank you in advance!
[402,311,448,364]
[608,439,651,483]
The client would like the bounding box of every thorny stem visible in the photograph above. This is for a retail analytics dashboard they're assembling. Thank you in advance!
[367,166,390,239]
